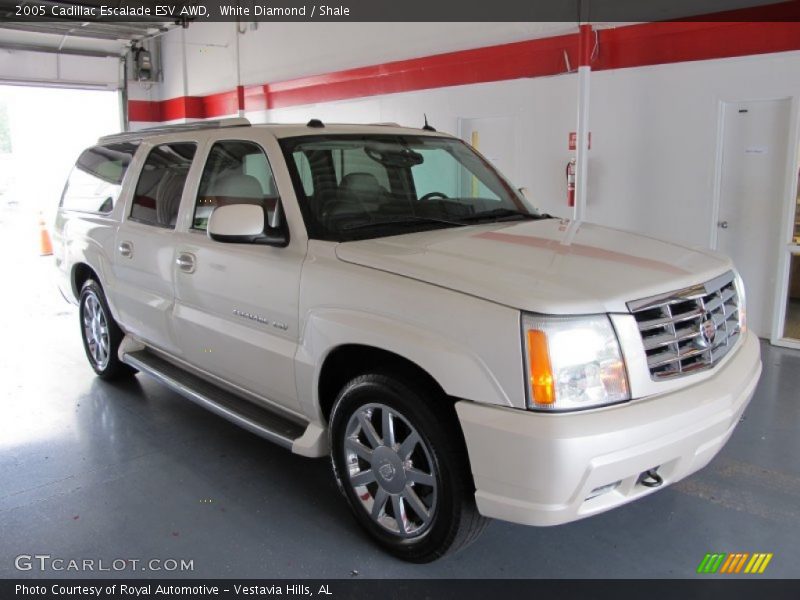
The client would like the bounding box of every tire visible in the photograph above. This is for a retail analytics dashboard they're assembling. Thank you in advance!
[78,279,136,380]
[329,372,489,562]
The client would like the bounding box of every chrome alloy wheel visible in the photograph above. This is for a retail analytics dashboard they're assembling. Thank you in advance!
[82,292,110,370]
[343,403,438,539]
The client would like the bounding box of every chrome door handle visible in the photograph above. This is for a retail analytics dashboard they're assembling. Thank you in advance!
[717,221,729,229]
[118,241,133,258]
[176,252,196,273]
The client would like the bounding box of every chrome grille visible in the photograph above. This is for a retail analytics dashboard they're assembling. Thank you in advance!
[627,271,741,380]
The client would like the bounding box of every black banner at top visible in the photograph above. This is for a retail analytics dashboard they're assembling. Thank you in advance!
[1,0,800,22]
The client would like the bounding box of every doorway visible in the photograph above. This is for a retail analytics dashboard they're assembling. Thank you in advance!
[774,139,800,348]
[713,98,793,339]
[0,84,121,219]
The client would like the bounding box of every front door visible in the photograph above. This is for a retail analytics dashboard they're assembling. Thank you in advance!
[715,98,792,338]
[171,138,305,414]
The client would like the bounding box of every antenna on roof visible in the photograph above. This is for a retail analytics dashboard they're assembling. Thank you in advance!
[307,118,325,128]
[422,114,436,132]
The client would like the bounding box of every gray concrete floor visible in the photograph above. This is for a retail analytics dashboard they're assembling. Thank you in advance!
[2,198,799,579]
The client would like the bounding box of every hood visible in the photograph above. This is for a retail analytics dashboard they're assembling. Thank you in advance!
[334,218,732,314]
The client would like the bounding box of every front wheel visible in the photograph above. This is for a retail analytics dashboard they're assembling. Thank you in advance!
[79,280,136,380]
[329,373,488,562]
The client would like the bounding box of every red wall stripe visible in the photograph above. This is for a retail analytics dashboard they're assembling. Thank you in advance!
[128,99,161,122]
[128,20,800,122]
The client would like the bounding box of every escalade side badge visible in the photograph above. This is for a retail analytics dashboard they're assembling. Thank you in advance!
[232,308,288,331]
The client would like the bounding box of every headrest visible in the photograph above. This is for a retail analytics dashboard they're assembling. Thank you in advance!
[210,173,264,198]
[339,172,382,194]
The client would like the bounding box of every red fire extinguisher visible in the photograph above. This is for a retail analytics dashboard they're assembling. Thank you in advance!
[566,158,576,207]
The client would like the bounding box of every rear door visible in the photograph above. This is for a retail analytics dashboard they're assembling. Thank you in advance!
[170,135,306,414]
[112,141,197,354]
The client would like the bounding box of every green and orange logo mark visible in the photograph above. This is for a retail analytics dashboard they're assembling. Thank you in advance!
[697,552,773,574]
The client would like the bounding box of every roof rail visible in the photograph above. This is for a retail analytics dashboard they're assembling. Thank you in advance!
[99,118,251,144]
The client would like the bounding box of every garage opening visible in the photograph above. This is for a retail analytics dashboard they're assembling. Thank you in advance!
[0,84,120,339]
[0,84,120,221]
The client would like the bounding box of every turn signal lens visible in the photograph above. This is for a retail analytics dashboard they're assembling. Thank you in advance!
[526,330,555,405]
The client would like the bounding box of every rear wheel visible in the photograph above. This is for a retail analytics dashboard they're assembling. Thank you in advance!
[79,280,135,380]
[329,373,488,562]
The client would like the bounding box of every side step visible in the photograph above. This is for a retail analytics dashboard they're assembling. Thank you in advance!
[122,349,305,450]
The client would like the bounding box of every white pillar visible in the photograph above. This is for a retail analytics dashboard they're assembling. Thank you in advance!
[574,23,592,222]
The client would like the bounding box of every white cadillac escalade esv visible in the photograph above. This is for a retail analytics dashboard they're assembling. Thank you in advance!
[54,118,762,562]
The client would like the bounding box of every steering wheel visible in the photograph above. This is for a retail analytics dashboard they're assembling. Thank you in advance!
[419,191,449,202]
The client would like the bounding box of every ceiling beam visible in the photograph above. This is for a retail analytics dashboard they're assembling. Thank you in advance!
[0,40,123,58]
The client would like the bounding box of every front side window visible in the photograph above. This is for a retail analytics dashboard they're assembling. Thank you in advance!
[280,134,537,241]
[194,140,278,230]
[61,142,138,213]
[130,142,196,228]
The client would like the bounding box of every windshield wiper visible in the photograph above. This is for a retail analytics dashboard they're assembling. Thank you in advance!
[458,208,539,223]
[342,215,466,231]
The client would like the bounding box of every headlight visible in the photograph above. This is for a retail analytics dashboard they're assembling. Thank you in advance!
[522,313,630,411]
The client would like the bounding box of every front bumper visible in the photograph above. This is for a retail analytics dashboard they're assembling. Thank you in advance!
[456,330,762,526]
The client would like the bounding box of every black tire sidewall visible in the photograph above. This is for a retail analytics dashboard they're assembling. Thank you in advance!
[329,374,468,562]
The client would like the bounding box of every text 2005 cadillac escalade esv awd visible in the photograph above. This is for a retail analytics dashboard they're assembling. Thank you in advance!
[54,118,762,562]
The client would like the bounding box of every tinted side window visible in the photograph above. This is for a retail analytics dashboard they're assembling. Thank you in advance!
[130,143,196,228]
[61,142,138,213]
[194,140,278,231]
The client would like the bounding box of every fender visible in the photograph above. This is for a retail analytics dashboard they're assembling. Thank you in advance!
[63,214,123,322]
[294,307,519,424]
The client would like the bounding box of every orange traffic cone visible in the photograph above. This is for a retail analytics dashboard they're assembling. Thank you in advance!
[39,213,53,256]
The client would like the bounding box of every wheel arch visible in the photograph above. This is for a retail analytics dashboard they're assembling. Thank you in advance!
[72,262,100,300]
[299,309,514,425]
[318,344,447,423]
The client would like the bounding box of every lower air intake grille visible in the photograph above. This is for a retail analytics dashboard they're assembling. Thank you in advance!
[627,271,741,380]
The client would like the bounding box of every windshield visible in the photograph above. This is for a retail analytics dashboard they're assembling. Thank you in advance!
[279,134,542,241]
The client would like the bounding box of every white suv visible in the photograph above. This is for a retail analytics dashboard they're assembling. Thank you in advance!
[53,118,762,562]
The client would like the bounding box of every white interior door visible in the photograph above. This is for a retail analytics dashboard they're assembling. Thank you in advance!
[715,98,792,338]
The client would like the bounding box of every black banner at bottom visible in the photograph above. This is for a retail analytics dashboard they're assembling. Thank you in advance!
[3,579,800,600]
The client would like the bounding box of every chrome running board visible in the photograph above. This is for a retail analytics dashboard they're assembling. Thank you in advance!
[122,349,305,450]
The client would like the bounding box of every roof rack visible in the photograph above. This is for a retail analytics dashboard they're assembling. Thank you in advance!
[99,118,251,144]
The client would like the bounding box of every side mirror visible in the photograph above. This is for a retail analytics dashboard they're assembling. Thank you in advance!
[207,204,288,247]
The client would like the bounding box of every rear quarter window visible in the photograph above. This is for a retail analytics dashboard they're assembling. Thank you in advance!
[60,142,139,214]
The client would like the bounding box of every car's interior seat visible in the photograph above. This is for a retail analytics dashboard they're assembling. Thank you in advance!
[202,173,276,226]
[155,169,189,227]
[210,173,264,205]
[322,172,389,230]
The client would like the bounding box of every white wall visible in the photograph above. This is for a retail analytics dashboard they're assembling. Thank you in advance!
[146,21,800,249]
[253,51,800,252]
[156,21,579,99]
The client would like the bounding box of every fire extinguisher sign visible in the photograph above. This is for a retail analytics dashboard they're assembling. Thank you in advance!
[569,132,592,150]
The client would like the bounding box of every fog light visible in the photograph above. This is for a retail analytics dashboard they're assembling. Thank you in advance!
[586,481,621,501]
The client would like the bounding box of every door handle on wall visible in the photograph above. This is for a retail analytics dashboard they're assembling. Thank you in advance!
[176,252,196,273]
[118,241,133,258]
[717,221,729,229]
